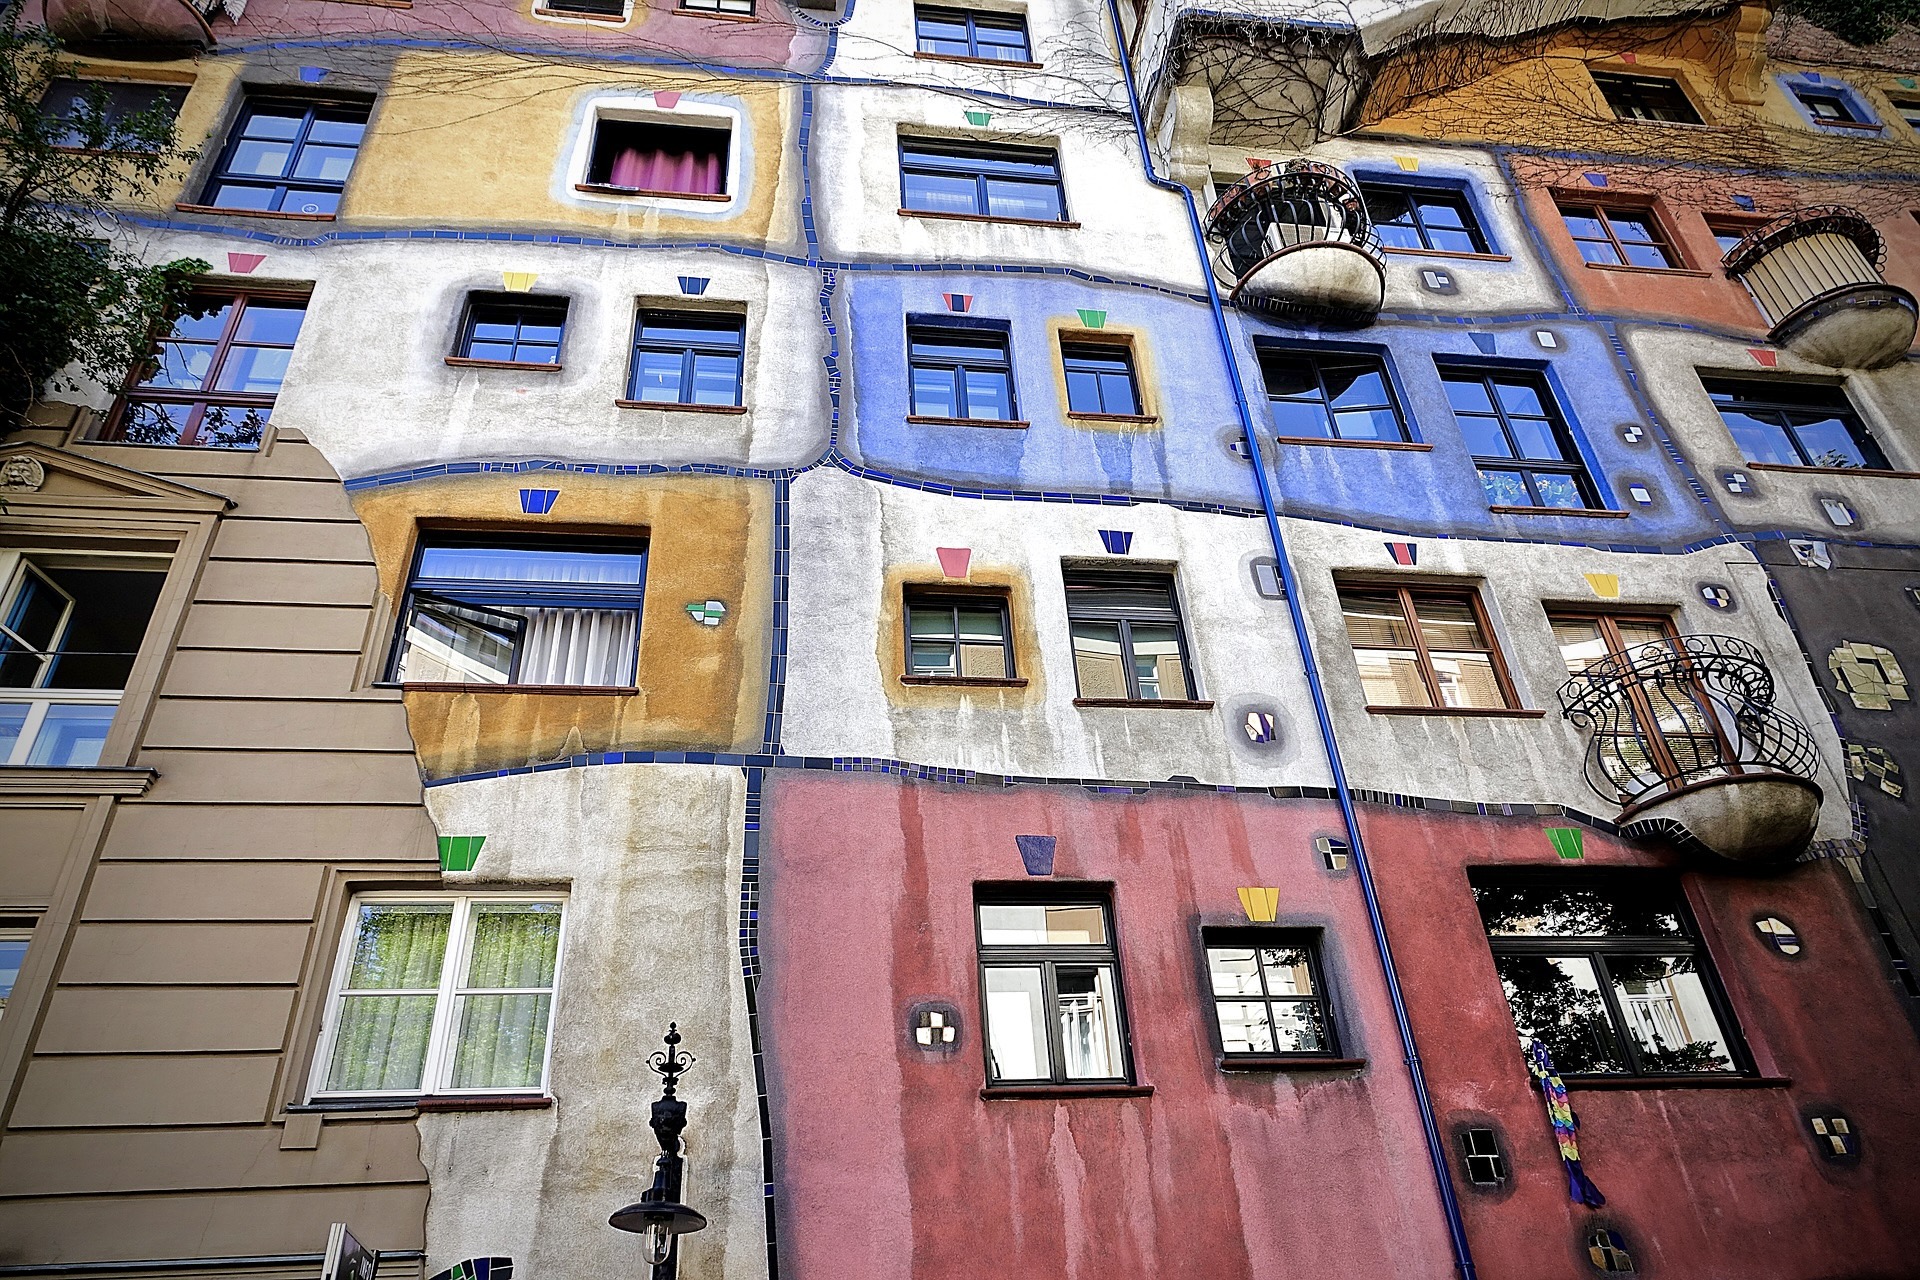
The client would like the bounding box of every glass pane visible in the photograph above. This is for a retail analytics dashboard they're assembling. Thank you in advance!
[908,607,954,639]
[1491,381,1545,418]
[690,352,741,406]
[345,903,452,989]
[307,117,366,145]
[910,640,957,675]
[397,601,517,684]
[1353,649,1433,707]
[1332,407,1404,442]
[1339,590,1413,647]
[291,144,358,182]
[449,993,551,1089]
[1097,370,1138,415]
[1552,618,1610,675]
[984,966,1050,1080]
[1533,473,1585,509]
[1323,363,1389,409]
[144,341,216,389]
[1429,226,1480,255]
[1270,397,1335,438]
[1575,238,1623,265]
[24,703,116,766]
[463,903,561,988]
[984,177,1061,221]
[1413,596,1486,650]
[1071,621,1128,699]
[978,904,1107,945]
[1458,415,1514,459]
[1065,368,1102,413]
[1261,355,1319,399]
[1128,622,1187,700]
[962,369,1012,420]
[228,138,293,176]
[638,318,743,347]
[1608,213,1661,244]
[1207,947,1262,996]
[1492,953,1626,1074]
[1428,651,1506,708]
[117,400,193,446]
[233,303,305,345]
[631,349,687,403]
[1790,415,1871,469]
[240,109,304,139]
[1506,416,1563,461]
[0,704,26,762]
[208,183,277,212]
[1441,377,1496,415]
[909,365,959,418]
[1607,955,1735,1072]
[902,170,980,215]
[957,608,1004,641]
[167,301,235,342]
[1474,882,1687,938]
[1479,469,1532,507]
[1269,998,1329,1053]
[325,993,437,1091]
[1718,410,1800,466]
[1258,946,1315,996]
[1622,241,1673,269]
[1559,212,1609,241]
[1215,1001,1275,1054]
[0,936,27,1004]
[214,344,292,393]
[416,545,643,586]
[282,189,340,216]
[195,404,271,450]
[2,567,70,659]
[1057,966,1124,1079]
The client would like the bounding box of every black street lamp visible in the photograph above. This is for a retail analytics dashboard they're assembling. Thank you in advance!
[610,1024,709,1276]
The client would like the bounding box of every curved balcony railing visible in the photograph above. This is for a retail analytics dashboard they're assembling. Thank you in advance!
[43,0,223,49]
[1723,206,1916,369]
[1557,634,1820,812]
[1203,160,1385,324]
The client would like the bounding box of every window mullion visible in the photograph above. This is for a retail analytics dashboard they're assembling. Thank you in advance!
[1040,960,1066,1084]
[423,896,470,1094]
[1398,588,1445,706]
[1588,951,1643,1076]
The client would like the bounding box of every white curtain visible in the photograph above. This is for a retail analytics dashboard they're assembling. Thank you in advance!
[514,608,638,686]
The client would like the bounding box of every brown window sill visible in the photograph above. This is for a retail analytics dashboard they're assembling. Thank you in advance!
[402,682,640,695]
[416,1093,554,1111]
[1808,118,1882,131]
[1748,461,1920,479]
[981,1083,1153,1100]
[1566,1074,1789,1091]
[1220,1055,1366,1072]
[901,675,1029,687]
[914,51,1043,69]
[1066,411,1158,424]
[899,208,1079,230]
[1380,247,1513,262]
[1274,435,1432,452]
[1488,504,1628,518]
[575,183,731,202]
[175,202,338,222]
[615,399,747,414]
[1582,261,1712,278]
[334,0,412,7]
[1365,705,1547,718]
[906,415,1029,429]
[534,4,625,18]
[1074,697,1215,710]
[446,356,563,372]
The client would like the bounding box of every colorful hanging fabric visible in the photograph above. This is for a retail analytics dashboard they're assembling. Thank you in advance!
[1525,1039,1606,1207]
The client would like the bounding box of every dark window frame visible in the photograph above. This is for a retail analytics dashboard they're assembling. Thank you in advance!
[1336,581,1519,710]
[1794,86,1866,126]
[103,289,308,449]
[1440,366,1602,510]
[1474,870,1754,1080]
[1458,1128,1508,1186]
[543,0,627,15]
[906,323,1018,421]
[1704,215,1768,261]
[1590,71,1704,124]
[1359,182,1492,255]
[1060,338,1142,417]
[1555,199,1682,269]
[582,117,733,199]
[1891,98,1920,131]
[903,588,1016,680]
[974,888,1135,1088]
[898,137,1067,223]
[40,77,189,152]
[1062,570,1198,703]
[626,308,747,407]
[678,0,755,14]
[201,96,371,216]
[1701,377,1890,470]
[1259,347,1412,443]
[1201,926,1340,1063]
[913,5,1033,62]
[455,294,570,366]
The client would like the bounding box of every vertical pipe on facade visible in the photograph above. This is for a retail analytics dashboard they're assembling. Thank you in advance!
[1098,6,1477,1276]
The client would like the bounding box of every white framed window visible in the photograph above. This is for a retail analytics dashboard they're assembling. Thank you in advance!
[565,95,744,210]
[310,893,567,1100]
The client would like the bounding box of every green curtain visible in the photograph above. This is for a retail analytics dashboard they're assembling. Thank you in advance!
[326,904,452,1092]
[451,904,561,1090]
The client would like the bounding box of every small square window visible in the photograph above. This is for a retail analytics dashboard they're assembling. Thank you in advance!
[1892,98,1920,130]
[908,325,1017,422]
[543,0,626,14]
[628,310,745,406]
[1556,201,1680,269]
[584,119,730,198]
[1591,72,1702,124]
[1261,350,1409,443]
[904,590,1014,679]
[976,895,1132,1086]
[915,6,1032,62]
[457,295,569,366]
[1204,930,1335,1059]
[1061,341,1141,417]
[40,78,188,151]
[1063,571,1195,702]
[1458,1128,1507,1185]
[681,0,754,13]
[1360,183,1490,254]
[1797,88,1861,124]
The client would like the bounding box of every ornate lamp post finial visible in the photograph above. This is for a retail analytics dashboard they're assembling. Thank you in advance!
[610,1025,709,1276]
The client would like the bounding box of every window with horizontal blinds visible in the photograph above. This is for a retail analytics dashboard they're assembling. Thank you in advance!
[1062,574,1179,618]
[1062,571,1193,702]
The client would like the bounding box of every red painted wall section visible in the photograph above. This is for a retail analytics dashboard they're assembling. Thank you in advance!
[760,773,1456,1280]
[1362,807,1920,1280]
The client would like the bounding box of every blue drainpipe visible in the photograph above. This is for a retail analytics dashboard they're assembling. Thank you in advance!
[1097,6,1478,1277]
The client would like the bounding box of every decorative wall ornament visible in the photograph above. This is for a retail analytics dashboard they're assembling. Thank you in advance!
[1789,539,1832,570]
[1846,743,1903,797]
[652,90,682,109]
[909,1002,961,1051]
[964,109,991,126]
[1829,642,1909,710]
[1587,1229,1634,1272]
[1098,529,1133,555]
[1582,172,1609,187]
[1807,1112,1860,1163]
[1820,497,1858,529]
[226,251,264,273]
[1583,572,1621,600]
[1731,193,1756,210]
[935,546,971,578]
[1698,583,1735,611]
[1545,827,1584,860]
[437,835,486,872]
[1237,886,1280,922]
[1618,423,1644,444]
[501,271,537,292]
[1242,710,1278,743]
[1014,834,1055,876]
[942,292,972,313]
[1720,469,1753,494]
[1314,835,1350,871]
[1905,585,1920,610]
[519,488,559,514]
[1385,541,1417,566]
[685,599,728,627]
[299,66,328,83]
[0,455,46,491]
[428,1259,513,1280]
[1534,330,1558,349]
[678,276,710,296]
[1755,916,1802,955]
[1419,268,1457,294]
[1747,347,1778,367]
[1250,558,1285,599]
[1468,331,1496,355]
[1244,156,1269,170]
[1628,484,1653,505]
[1075,308,1107,329]
[1392,155,1418,171]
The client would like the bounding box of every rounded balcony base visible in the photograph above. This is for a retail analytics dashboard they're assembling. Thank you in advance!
[44,0,214,52]
[1771,284,1917,371]
[1619,773,1823,867]
[1221,241,1385,326]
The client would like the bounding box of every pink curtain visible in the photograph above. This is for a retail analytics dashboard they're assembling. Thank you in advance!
[607,145,723,195]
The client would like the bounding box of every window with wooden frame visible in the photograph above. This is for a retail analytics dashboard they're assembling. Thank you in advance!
[1360,183,1491,255]
[626,310,745,407]
[914,5,1032,62]
[1556,200,1680,269]
[899,138,1066,223]
[1701,378,1891,471]
[904,589,1015,681]
[40,78,188,151]
[1590,71,1703,124]
[976,894,1133,1086]
[1060,339,1142,418]
[1203,928,1337,1062]
[1261,349,1410,443]
[1474,872,1748,1078]
[1441,367,1601,511]
[1063,571,1196,704]
[455,294,568,367]
[1337,583,1516,711]
[309,894,566,1100]
[104,290,307,449]
[1550,612,1731,796]
[680,0,753,14]
[1704,216,1766,260]
[389,535,647,688]
[201,97,369,216]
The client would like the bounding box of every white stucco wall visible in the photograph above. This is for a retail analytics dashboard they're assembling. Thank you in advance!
[826,0,1126,111]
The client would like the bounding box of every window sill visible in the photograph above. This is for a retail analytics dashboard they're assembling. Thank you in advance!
[981,1083,1153,1100]
[1365,705,1547,719]
[1808,119,1883,132]
[1219,1055,1366,1072]
[574,183,731,202]
[446,356,563,372]
[401,682,641,695]
[1488,504,1628,518]
[898,208,1079,230]
[1748,462,1920,479]
[1074,697,1215,710]
[416,1093,554,1111]
[901,675,1029,687]
[1066,411,1158,425]
[615,400,748,415]
[1273,435,1432,452]
[906,415,1029,429]
[1565,1074,1790,1091]
[1582,261,1712,278]
[1380,247,1513,263]
[174,202,338,222]
[0,766,156,797]
[533,5,626,18]
[914,51,1043,69]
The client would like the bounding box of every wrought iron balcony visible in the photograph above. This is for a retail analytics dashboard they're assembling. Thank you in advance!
[1204,160,1385,325]
[43,0,228,50]
[1558,634,1823,866]
[1724,207,1917,370]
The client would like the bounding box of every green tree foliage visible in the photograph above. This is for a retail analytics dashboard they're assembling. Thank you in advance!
[0,11,208,433]
[1784,0,1920,46]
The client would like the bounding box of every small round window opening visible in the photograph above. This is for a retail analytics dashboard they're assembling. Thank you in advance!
[1587,1228,1636,1273]
[1756,916,1803,955]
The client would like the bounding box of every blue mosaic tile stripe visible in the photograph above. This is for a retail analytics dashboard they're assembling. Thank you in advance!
[761,475,792,752]
[737,766,779,1280]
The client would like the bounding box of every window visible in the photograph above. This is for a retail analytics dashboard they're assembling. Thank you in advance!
[1337,583,1513,710]
[905,590,1013,679]
[1557,202,1678,269]
[1591,72,1702,124]
[907,325,1016,421]
[457,295,568,366]
[584,120,729,197]
[914,6,1032,61]
[1475,874,1746,1077]
[1,553,166,766]
[1551,613,1727,794]
[1261,350,1409,443]
[545,0,627,14]
[1061,341,1140,417]
[627,310,745,407]
[390,536,647,687]
[107,291,305,448]
[0,926,31,1017]
[40,78,187,151]
[1204,930,1335,1059]
[202,98,368,216]
[1705,218,1763,258]
[681,0,753,13]
[976,896,1131,1085]
[1064,571,1195,702]
[1796,87,1863,125]
[1458,1129,1507,1185]
[899,139,1065,222]
[312,895,565,1098]
[1893,98,1920,130]
[1441,368,1599,510]
[1588,1229,1636,1273]
[1702,378,1890,470]
[1361,184,1490,255]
